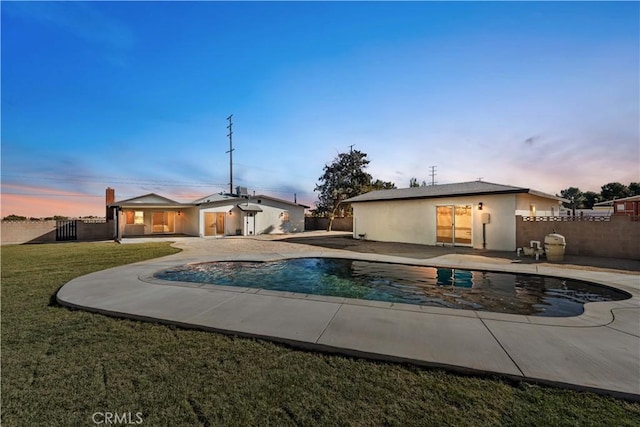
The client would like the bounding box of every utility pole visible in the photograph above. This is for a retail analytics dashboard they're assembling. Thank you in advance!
[226,114,234,194]
[429,165,437,185]
[348,144,355,153]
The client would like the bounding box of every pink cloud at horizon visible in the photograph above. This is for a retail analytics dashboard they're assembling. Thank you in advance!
[1,193,107,218]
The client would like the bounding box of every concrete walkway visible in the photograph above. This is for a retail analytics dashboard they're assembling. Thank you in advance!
[57,236,640,401]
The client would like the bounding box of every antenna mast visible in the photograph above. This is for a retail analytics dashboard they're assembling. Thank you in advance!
[429,165,437,185]
[226,114,234,194]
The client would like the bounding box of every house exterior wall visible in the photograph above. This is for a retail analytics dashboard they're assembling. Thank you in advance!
[182,207,200,236]
[515,193,562,217]
[198,205,242,236]
[614,201,639,216]
[252,199,305,234]
[119,208,193,236]
[352,193,519,251]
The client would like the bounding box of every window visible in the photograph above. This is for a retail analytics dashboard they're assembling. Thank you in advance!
[126,211,144,225]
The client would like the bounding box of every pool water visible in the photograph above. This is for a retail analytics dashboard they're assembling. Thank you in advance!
[154,258,629,317]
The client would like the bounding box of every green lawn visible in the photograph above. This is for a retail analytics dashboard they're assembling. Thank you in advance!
[2,242,639,426]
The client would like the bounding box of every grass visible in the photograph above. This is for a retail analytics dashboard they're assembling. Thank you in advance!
[2,242,639,426]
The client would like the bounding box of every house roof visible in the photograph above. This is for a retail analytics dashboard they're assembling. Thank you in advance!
[109,193,189,207]
[110,190,309,210]
[594,195,640,206]
[236,203,263,212]
[343,181,567,204]
[253,194,311,209]
[192,193,241,205]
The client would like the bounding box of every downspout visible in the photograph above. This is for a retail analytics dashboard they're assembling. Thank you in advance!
[482,222,486,250]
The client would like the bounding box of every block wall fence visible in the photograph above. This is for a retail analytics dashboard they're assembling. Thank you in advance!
[304,217,354,232]
[1,220,114,245]
[516,215,639,260]
[4,216,638,260]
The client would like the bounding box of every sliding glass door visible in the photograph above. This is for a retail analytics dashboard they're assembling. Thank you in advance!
[436,205,472,246]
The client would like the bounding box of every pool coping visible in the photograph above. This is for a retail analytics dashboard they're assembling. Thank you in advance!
[56,239,640,401]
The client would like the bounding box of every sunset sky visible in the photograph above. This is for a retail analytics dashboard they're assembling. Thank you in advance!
[2,1,638,218]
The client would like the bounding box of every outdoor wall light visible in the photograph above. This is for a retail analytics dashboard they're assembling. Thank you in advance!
[478,202,484,210]
[228,209,233,215]
[177,211,182,216]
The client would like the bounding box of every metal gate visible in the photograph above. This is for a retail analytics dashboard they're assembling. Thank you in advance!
[56,220,77,241]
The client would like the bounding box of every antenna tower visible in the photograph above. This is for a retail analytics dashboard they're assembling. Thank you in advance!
[429,165,437,185]
[226,114,234,194]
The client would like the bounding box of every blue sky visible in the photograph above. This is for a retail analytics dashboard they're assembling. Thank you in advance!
[2,1,638,217]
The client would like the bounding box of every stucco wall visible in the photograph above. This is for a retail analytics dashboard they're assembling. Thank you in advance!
[516,193,563,216]
[250,198,305,234]
[199,204,241,236]
[351,194,520,251]
[119,208,192,236]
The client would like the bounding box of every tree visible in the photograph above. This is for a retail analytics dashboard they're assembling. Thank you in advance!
[367,179,396,191]
[582,191,600,209]
[559,187,583,216]
[601,182,630,201]
[628,182,640,196]
[409,177,427,187]
[314,150,372,230]
[2,214,27,221]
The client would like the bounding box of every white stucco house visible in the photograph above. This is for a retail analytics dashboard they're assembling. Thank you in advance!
[108,190,308,240]
[343,181,566,251]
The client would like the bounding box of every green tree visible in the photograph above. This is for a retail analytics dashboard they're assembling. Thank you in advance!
[409,177,427,187]
[559,187,584,216]
[628,182,640,196]
[582,191,600,209]
[367,179,396,191]
[314,150,372,230]
[2,214,27,221]
[601,182,631,201]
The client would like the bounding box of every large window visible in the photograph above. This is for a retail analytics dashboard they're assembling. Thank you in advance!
[126,211,144,225]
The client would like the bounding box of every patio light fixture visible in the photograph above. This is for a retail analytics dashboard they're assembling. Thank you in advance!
[478,202,483,210]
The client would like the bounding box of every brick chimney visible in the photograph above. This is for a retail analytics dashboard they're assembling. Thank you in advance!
[106,187,115,220]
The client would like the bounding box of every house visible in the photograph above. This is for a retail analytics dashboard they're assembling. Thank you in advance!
[343,181,566,251]
[594,195,640,217]
[108,188,308,240]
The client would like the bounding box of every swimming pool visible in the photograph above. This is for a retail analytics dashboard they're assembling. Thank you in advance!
[154,258,629,317]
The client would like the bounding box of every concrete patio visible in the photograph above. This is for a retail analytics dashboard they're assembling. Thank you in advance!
[57,234,640,401]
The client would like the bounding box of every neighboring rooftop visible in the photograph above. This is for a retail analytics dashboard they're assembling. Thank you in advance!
[594,195,640,206]
[343,181,567,204]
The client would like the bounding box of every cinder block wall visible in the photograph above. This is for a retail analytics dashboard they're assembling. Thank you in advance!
[1,221,58,244]
[76,221,114,241]
[516,215,639,259]
[304,217,354,232]
[1,221,115,245]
